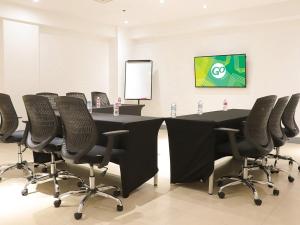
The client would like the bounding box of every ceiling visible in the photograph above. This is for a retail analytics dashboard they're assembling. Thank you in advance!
[3,0,289,27]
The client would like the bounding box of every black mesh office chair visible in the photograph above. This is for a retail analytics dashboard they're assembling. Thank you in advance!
[0,93,33,180]
[22,95,83,197]
[267,96,296,182]
[91,91,110,107]
[54,96,128,220]
[66,92,87,105]
[36,92,59,110]
[216,95,279,206]
[269,93,300,172]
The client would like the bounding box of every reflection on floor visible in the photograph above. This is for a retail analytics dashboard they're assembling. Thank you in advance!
[0,129,299,225]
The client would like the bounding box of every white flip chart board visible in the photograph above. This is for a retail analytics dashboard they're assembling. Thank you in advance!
[125,60,153,100]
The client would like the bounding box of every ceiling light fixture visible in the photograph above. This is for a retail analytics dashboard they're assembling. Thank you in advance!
[160,0,165,4]
[33,0,39,2]
[124,20,129,24]
[203,4,207,9]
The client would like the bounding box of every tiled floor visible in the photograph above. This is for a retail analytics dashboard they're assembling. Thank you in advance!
[0,129,299,225]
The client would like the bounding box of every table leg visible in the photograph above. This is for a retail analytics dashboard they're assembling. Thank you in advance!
[154,173,158,186]
[208,170,214,195]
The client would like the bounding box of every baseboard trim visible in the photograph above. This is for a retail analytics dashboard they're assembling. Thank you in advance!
[289,137,300,144]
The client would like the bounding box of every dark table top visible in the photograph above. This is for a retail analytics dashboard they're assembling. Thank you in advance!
[91,113,162,124]
[92,104,145,109]
[173,109,250,123]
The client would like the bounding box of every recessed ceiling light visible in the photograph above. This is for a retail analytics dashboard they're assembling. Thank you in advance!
[124,20,129,24]
[160,0,165,4]
[203,4,207,9]
[33,0,39,2]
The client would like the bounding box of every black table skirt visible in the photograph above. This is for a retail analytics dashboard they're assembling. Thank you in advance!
[166,109,250,183]
[92,104,145,116]
[91,114,163,197]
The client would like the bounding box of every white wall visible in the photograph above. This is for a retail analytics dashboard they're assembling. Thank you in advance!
[0,19,111,122]
[39,28,110,101]
[132,21,300,127]
[2,20,39,118]
[117,28,133,102]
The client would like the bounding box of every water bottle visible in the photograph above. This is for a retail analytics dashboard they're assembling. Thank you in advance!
[171,103,176,118]
[87,101,92,113]
[114,102,120,116]
[197,100,203,115]
[117,97,122,106]
[96,96,101,108]
[223,99,228,111]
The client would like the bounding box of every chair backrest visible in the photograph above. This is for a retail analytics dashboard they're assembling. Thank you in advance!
[66,92,87,105]
[268,96,289,147]
[282,93,300,137]
[0,93,19,141]
[36,92,59,110]
[56,96,97,155]
[91,92,110,107]
[244,95,277,152]
[23,95,58,149]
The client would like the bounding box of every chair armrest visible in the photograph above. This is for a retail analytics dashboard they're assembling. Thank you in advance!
[214,127,240,133]
[103,130,129,137]
[215,127,242,160]
[98,130,129,168]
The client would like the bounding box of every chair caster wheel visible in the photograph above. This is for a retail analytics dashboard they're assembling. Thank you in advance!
[22,189,28,196]
[218,192,225,199]
[268,184,273,188]
[74,212,82,220]
[122,193,129,198]
[288,176,294,183]
[216,180,223,187]
[289,161,293,165]
[41,167,48,173]
[273,189,279,196]
[54,199,61,208]
[298,166,300,172]
[54,192,60,198]
[113,190,121,197]
[77,181,84,188]
[117,205,123,212]
[254,199,262,206]
[17,163,22,169]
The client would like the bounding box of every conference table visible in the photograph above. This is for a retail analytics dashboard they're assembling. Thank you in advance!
[165,109,250,194]
[92,104,145,116]
[34,113,163,198]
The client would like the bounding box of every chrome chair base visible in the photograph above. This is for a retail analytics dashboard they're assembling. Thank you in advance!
[22,153,84,197]
[0,145,34,181]
[217,157,279,206]
[0,161,34,181]
[54,165,123,220]
[267,147,298,182]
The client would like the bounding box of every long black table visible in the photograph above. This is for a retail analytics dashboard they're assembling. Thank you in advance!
[92,104,145,116]
[165,109,250,193]
[34,113,163,198]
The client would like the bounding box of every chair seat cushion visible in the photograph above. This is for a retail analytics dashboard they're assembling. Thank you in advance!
[216,140,263,159]
[43,137,63,153]
[1,130,24,143]
[78,145,124,164]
